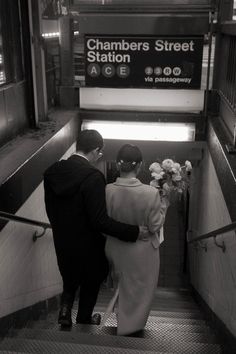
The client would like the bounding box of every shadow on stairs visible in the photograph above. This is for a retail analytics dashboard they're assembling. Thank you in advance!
[0,287,227,353]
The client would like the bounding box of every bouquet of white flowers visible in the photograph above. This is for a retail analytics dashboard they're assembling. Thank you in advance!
[149,158,192,195]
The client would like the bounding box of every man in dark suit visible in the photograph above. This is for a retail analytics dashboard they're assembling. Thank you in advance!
[44,129,145,326]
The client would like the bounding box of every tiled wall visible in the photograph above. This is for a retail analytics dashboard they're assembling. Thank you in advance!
[0,145,75,319]
[188,147,236,337]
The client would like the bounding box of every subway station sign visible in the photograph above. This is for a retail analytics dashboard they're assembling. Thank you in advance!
[85,36,204,89]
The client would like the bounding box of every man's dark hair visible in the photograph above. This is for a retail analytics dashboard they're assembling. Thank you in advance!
[76,129,104,153]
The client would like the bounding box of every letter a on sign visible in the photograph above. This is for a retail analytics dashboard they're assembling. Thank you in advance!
[91,66,98,75]
[87,63,100,77]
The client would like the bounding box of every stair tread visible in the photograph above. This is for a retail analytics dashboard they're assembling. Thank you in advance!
[1,333,222,354]
[80,302,203,317]
[99,290,195,301]
[97,289,198,306]
[0,287,224,353]
[12,325,220,345]
[94,290,202,313]
[89,313,212,334]
[149,309,203,319]
[95,301,200,311]
[95,307,204,319]
[0,352,30,354]
[0,338,159,353]
[100,286,193,298]
[32,309,209,329]
[26,321,212,334]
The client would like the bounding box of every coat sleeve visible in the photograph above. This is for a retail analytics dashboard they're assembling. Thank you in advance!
[147,189,169,234]
[80,171,139,242]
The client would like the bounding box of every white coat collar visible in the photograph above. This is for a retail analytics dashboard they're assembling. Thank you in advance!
[113,177,142,187]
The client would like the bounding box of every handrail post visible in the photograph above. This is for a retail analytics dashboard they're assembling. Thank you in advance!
[214,236,226,252]
[0,210,51,242]
[188,221,236,246]
[32,227,47,242]
[199,241,208,252]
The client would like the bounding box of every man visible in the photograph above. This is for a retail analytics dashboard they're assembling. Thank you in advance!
[44,129,146,327]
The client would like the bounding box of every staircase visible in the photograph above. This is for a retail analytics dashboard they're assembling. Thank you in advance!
[0,287,224,353]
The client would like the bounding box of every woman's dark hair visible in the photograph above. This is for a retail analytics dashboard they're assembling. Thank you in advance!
[76,129,104,153]
[116,144,142,173]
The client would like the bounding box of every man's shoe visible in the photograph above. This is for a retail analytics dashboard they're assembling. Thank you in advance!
[58,304,72,327]
[91,313,101,325]
[76,313,101,325]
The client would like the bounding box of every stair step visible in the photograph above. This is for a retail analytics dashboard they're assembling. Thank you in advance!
[100,287,193,299]
[95,300,199,311]
[15,322,219,344]
[0,286,224,353]
[93,302,202,315]
[0,338,158,353]
[0,350,28,354]
[98,288,195,304]
[74,325,218,345]
[90,313,211,334]
[28,309,208,332]
[152,299,198,308]
[98,288,197,305]
[94,306,204,319]
[149,309,203,319]
[95,289,201,312]
[0,352,29,354]
[2,329,223,353]
[98,290,197,300]
[145,315,208,326]
[30,315,210,340]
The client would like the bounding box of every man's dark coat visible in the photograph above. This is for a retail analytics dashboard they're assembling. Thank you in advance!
[44,155,139,284]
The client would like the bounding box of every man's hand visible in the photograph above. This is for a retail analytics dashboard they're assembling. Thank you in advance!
[138,226,150,241]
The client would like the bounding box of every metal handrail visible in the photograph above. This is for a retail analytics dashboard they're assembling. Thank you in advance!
[187,221,236,252]
[0,211,51,242]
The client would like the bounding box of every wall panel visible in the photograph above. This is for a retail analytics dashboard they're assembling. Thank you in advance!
[0,91,8,144]
[188,147,236,337]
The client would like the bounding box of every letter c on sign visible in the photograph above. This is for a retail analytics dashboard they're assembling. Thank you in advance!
[102,64,115,78]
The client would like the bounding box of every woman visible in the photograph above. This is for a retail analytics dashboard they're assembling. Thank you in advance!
[104,144,169,336]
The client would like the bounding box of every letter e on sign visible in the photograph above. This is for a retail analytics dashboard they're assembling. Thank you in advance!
[117,64,130,78]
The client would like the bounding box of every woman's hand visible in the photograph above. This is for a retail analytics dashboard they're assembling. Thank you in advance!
[138,226,150,241]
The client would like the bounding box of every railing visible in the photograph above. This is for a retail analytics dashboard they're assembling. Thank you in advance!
[0,211,51,242]
[1,210,235,251]
[187,221,236,252]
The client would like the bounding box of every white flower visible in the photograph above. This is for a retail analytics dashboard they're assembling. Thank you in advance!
[172,173,182,182]
[151,172,164,180]
[149,158,192,196]
[172,163,181,172]
[149,162,162,174]
[162,159,174,171]
[185,160,192,172]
